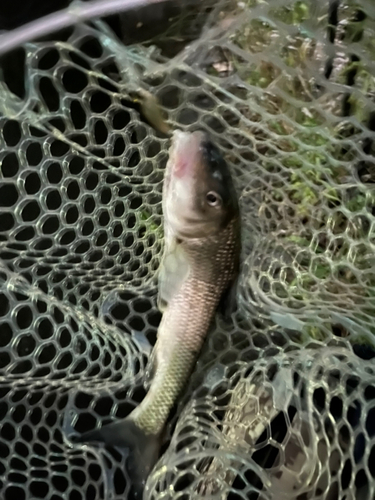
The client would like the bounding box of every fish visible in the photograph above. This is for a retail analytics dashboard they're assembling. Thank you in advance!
[129,87,171,136]
[196,375,280,498]
[196,366,293,497]
[73,129,241,498]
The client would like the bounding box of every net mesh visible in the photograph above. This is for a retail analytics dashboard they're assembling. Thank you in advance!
[0,0,374,499]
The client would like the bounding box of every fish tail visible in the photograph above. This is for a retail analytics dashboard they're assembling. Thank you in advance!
[73,418,160,498]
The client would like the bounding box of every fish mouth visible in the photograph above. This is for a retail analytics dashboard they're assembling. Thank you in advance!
[170,130,206,179]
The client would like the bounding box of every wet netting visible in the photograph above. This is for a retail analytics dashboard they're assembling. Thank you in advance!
[0,0,374,498]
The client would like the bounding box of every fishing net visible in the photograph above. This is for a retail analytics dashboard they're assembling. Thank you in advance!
[0,0,374,498]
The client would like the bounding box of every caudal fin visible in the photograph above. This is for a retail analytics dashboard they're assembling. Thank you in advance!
[72,419,160,499]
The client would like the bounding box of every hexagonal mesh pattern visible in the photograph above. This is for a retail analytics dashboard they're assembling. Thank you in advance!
[0,0,374,499]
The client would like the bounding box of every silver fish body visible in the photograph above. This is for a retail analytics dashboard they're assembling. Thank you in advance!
[132,214,240,435]
[75,130,241,498]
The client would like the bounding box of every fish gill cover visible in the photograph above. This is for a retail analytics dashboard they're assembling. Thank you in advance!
[0,0,374,498]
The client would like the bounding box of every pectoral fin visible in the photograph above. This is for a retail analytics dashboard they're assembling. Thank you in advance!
[218,276,239,321]
[144,342,158,388]
[157,237,189,312]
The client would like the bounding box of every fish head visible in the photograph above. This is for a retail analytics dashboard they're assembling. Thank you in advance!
[164,130,239,239]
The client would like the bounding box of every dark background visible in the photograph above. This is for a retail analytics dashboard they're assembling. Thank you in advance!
[0,0,70,30]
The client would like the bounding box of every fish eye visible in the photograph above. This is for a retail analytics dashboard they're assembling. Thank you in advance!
[206,191,222,207]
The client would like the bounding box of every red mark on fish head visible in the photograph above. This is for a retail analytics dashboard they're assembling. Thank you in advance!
[171,131,203,179]
[174,157,189,178]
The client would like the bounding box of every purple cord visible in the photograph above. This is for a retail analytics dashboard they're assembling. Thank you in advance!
[0,0,167,56]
